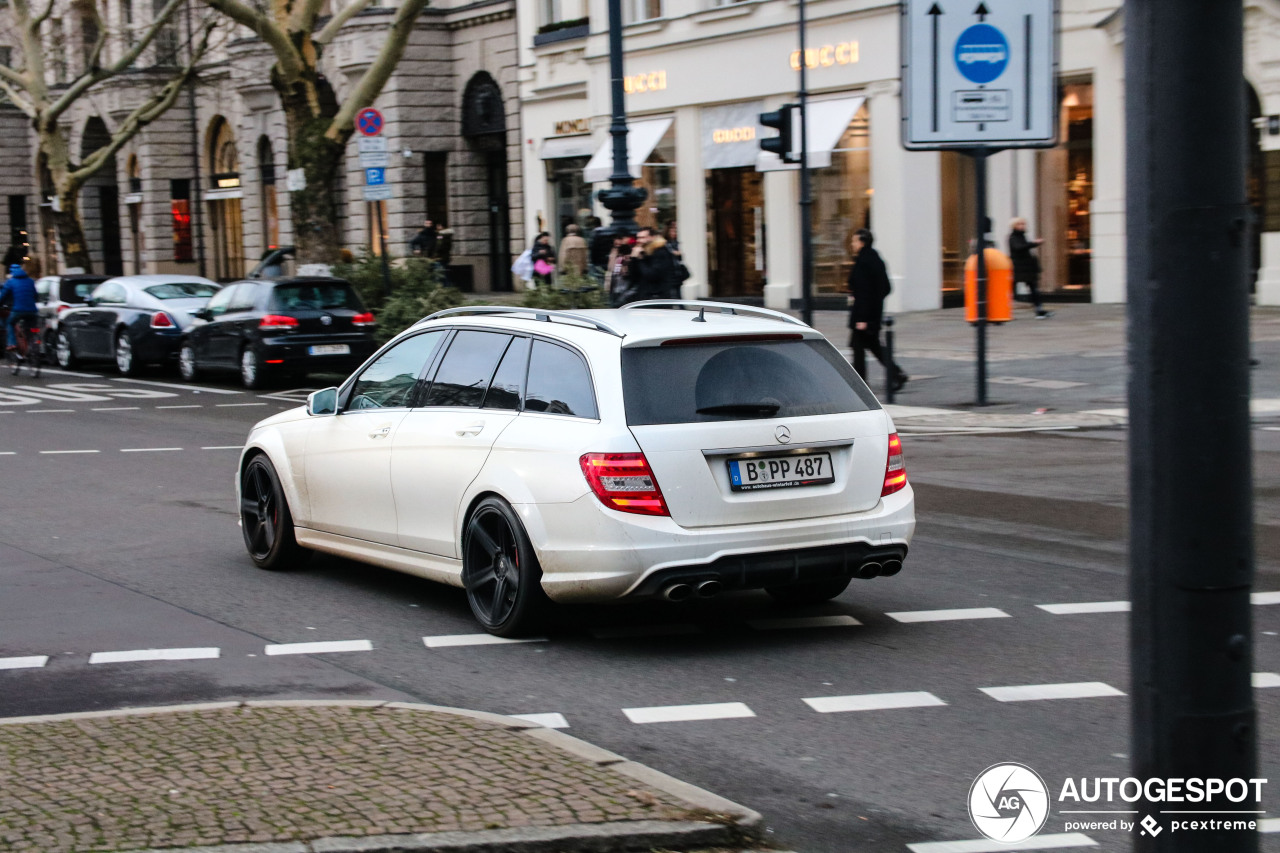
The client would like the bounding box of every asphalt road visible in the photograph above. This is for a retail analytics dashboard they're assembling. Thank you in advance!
[1,364,1278,853]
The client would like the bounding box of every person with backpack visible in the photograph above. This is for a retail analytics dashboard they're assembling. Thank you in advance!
[846,228,907,392]
[1,263,38,351]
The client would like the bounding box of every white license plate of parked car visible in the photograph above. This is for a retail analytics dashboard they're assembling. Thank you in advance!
[727,452,835,492]
[308,344,350,356]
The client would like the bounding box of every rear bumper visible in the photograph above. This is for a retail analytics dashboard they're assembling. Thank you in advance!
[520,483,915,603]
[256,336,377,373]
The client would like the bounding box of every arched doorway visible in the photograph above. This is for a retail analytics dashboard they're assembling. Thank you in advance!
[257,136,279,251]
[462,72,511,291]
[82,117,123,275]
[207,117,245,281]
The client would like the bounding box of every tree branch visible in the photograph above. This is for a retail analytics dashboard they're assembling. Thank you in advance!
[325,0,429,140]
[31,0,56,28]
[288,0,328,42]
[314,0,372,45]
[200,0,302,81]
[0,78,36,116]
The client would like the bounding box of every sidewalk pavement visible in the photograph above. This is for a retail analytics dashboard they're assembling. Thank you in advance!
[0,701,762,853]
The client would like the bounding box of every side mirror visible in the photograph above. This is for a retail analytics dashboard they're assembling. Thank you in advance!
[307,387,339,417]
[194,308,211,321]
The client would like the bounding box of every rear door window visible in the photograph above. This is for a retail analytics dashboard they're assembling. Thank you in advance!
[524,340,597,419]
[422,330,513,408]
[482,336,530,411]
[228,285,258,312]
[621,338,878,425]
[347,330,447,410]
[205,286,236,317]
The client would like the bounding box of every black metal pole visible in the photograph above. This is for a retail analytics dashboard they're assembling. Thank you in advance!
[1127,2,1256,850]
[797,0,812,326]
[595,0,646,239]
[184,0,206,279]
[973,149,987,406]
[378,200,393,294]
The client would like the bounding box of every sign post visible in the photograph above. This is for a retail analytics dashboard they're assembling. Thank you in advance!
[357,108,394,294]
[902,0,1058,405]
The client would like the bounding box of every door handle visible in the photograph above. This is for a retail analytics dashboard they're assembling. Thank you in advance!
[368,424,392,439]
[456,421,485,437]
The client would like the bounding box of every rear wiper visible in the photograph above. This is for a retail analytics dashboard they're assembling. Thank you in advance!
[696,403,781,416]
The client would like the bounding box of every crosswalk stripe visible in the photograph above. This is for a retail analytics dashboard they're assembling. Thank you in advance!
[887,607,1010,623]
[1037,601,1130,615]
[906,832,1099,852]
[89,648,220,664]
[804,692,945,713]
[980,682,1125,702]
[623,702,755,724]
[264,640,373,656]
[0,655,49,670]
[423,634,547,648]
[510,713,569,729]
[1253,673,1280,689]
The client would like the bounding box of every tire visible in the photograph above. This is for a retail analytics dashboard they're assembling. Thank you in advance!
[765,577,851,606]
[114,331,139,376]
[56,329,78,369]
[240,454,308,570]
[178,342,199,382]
[240,346,264,389]
[461,497,549,637]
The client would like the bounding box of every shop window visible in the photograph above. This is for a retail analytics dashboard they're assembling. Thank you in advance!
[624,0,661,23]
[1036,79,1093,295]
[635,125,676,231]
[547,156,592,239]
[170,179,192,262]
[810,103,871,294]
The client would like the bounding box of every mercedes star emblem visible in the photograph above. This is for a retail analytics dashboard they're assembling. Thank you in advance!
[775,425,791,444]
[320,315,332,326]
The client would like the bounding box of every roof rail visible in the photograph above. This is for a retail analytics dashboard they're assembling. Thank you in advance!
[420,306,625,338]
[621,299,810,328]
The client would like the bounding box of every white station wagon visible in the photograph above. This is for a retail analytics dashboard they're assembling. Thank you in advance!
[237,301,916,635]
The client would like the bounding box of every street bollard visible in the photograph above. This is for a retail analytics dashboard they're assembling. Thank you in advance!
[884,315,895,404]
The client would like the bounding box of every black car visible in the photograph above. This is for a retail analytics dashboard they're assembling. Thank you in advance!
[179,277,378,389]
[55,275,222,376]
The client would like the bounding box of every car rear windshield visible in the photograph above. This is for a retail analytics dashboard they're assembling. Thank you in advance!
[271,282,364,312]
[621,338,879,426]
[60,280,104,302]
[145,282,219,300]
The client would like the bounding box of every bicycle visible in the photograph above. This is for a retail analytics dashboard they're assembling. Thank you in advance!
[6,315,42,378]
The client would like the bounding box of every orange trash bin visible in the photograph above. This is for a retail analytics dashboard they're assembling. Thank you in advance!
[964,248,1013,323]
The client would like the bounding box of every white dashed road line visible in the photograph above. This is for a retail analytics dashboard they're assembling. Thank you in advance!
[264,640,373,656]
[622,702,756,724]
[591,624,700,639]
[217,402,267,408]
[423,634,548,648]
[1037,601,1130,615]
[747,615,862,630]
[906,832,1099,852]
[1261,817,1280,832]
[202,446,243,450]
[887,607,1011,623]
[89,648,220,664]
[27,409,74,413]
[1253,592,1280,605]
[120,447,183,453]
[0,452,13,456]
[0,655,48,670]
[804,691,946,714]
[511,713,570,729]
[979,682,1125,703]
[110,377,241,394]
[156,405,202,410]
[91,406,140,411]
[1254,673,1280,688]
[39,449,99,455]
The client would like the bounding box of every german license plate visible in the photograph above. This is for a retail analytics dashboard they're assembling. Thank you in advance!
[308,344,349,356]
[727,452,834,492]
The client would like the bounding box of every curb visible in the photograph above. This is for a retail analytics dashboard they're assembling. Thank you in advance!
[0,701,763,853]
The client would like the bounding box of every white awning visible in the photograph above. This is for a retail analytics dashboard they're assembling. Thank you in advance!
[540,135,597,160]
[756,96,865,172]
[583,117,673,183]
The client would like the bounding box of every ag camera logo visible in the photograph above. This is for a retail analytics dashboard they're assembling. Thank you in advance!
[969,763,1050,842]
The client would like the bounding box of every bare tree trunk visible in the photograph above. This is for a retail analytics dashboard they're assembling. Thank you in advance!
[282,86,347,265]
[53,193,93,273]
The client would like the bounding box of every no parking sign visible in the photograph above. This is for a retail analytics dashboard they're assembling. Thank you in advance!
[356,108,384,137]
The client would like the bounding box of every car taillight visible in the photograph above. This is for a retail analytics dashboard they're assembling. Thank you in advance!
[579,452,670,517]
[57,304,69,314]
[882,432,907,496]
[259,314,299,331]
[150,311,174,328]
[352,312,376,327]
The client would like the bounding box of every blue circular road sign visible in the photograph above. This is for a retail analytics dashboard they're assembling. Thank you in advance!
[357,107,384,137]
[954,24,1009,85]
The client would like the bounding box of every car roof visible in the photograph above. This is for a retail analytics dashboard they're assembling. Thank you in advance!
[229,276,349,287]
[101,274,221,288]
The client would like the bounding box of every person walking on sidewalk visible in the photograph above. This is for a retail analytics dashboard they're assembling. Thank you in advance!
[847,229,907,392]
[558,224,588,276]
[629,226,683,300]
[531,231,557,288]
[410,219,437,258]
[1008,217,1053,319]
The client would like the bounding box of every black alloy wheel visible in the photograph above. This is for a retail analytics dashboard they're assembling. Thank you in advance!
[462,497,548,637]
[765,577,852,605]
[178,342,199,382]
[241,346,263,389]
[240,455,307,570]
[114,330,138,376]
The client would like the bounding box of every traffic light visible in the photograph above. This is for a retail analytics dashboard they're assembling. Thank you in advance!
[759,104,797,163]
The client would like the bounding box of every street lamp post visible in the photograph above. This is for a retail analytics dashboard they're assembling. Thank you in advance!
[595,0,647,240]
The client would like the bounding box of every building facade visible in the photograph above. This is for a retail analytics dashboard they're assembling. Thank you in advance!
[517,0,1280,311]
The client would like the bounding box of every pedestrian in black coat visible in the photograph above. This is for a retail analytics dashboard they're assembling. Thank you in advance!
[847,229,907,391]
[628,227,681,300]
[1008,217,1052,319]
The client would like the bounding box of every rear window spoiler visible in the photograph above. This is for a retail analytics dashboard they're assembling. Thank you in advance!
[621,299,810,328]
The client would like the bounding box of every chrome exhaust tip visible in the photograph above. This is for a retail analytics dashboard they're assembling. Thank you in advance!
[695,580,723,598]
[663,583,694,602]
[879,559,903,576]
[855,561,883,579]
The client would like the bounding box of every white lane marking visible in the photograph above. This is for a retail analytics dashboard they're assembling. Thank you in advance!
[1263,427,1280,432]
[89,647,220,664]
[110,377,240,394]
[1261,817,1280,833]
[622,702,756,724]
[264,639,373,656]
[1253,672,1280,688]
[804,691,946,713]
[0,452,14,456]
[92,406,140,411]
[0,655,49,670]
[1253,591,1280,605]
[989,376,1088,390]
[423,634,547,648]
[39,449,99,455]
[887,607,1011,623]
[47,369,101,378]
[906,832,1099,852]
[217,402,268,408]
[27,409,74,413]
[980,682,1125,702]
[591,624,700,639]
[1037,601,1130,615]
[511,713,569,729]
[120,447,183,453]
[156,405,201,409]
[748,615,862,630]
[202,446,243,450]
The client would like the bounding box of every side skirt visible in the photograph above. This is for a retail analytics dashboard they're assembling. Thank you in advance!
[294,527,465,588]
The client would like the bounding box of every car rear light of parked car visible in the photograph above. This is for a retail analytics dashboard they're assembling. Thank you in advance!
[150,311,175,328]
[259,314,299,331]
[352,312,377,327]
[882,432,907,496]
[579,452,670,517]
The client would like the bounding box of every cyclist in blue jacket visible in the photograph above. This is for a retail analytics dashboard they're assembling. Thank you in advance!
[1,263,38,350]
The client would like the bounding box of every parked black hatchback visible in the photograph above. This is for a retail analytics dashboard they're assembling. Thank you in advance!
[179,277,378,388]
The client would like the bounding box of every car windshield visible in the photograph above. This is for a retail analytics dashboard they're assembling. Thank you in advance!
[61,280,104,302]
[271,282,363,311]
[621,339,880,425]
[145,282,219,300]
